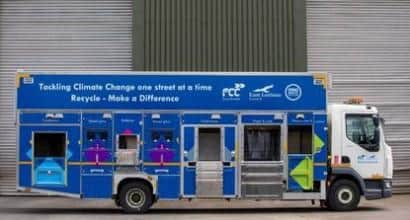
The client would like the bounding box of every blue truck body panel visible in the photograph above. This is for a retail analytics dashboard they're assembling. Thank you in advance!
[16,72,328,199]
[17,73,326,110]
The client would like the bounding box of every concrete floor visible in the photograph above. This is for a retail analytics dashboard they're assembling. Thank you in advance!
[0,195,408,220]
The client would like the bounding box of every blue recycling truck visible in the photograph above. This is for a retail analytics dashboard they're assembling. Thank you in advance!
[16,71,393,213]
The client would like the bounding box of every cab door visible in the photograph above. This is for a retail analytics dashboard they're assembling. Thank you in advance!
[343,113,384,179]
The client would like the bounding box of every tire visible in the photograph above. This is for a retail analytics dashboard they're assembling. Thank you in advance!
[119,182,153,213]
[328,179,361,211]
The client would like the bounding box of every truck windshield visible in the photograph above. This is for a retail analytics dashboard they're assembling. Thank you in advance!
[346,114,380,152]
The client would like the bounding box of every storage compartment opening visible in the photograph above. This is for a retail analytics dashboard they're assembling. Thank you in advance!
[244,126,281,161]
[33,132,66,185]
[87,130,108,141]
[198,128,221,161]
[151,130,173,142]
[288,125,312,154]
[119,134,138,150]
[117,134,139,165]
[34,133,66,158]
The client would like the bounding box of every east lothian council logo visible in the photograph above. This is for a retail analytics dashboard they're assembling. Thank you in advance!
[249,84,282,101]
[285,83,302,101]
[222,83,246,101]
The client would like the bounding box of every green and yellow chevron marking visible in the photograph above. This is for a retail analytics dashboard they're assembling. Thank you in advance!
[290,156,313,190]
[314,134,324,153]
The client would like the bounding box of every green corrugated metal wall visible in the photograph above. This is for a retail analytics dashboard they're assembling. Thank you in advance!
[133,0,306,72]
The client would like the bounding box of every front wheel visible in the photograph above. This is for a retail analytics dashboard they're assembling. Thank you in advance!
[328,179,361,211]
[119,182,153,213]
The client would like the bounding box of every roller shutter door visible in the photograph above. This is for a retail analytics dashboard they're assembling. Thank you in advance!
[307,0,410,193]
[0,0,132,194]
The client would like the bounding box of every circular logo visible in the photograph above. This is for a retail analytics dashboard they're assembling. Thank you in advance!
[285,84,302,101]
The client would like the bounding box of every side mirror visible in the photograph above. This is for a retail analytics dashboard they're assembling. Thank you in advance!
[374,128,380,145]
[373,115,380,127]
[380,117,386,126]
[367,128,381,152]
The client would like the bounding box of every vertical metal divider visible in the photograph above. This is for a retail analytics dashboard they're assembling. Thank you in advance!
[15,75,20,191]
[283,112,288,192]
[233,125,238,198]
[221,127,225,162]
[111,113,114,193]
[114,133,119,165]
[194,126,198,197]
[112,115,117,194]
[79,112,83,196]
[16,110,20,190]
[141,113,145,171]
[65,131,68,186]
[221,126,225,196]
[237,113,242,198]
[31,131,34,186]
[179,113,184,198]
[194,127,198,162]
[312,115,315,192]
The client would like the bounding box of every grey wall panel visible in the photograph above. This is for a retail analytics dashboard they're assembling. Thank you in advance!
[0,0,305,195]
[0,0,132,194]
[139,0,306,72]
[307,0,410,193]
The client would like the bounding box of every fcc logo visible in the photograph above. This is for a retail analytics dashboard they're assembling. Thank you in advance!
[222,83,245,101]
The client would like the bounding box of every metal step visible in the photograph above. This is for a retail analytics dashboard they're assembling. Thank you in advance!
[241,161,284,198]
[241,183,284,198]
[242,172,283,183]
[196,161,223,197]
[241,181,283,185]
[243,194,282,199]
[241,172,282,177]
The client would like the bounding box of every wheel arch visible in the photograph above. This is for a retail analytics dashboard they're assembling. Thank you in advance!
[114,175,156,198]
[329,167,365,195]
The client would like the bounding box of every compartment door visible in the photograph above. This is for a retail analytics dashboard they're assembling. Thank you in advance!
[143,114,181,199]
[288,155,313,190]
[223,126,236,196]
[182,126,196,196]
[81,113,113,198]
[18,125,80,194]
[287,113,314,191]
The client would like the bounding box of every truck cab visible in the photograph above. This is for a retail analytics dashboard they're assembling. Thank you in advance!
[327,102,393,211]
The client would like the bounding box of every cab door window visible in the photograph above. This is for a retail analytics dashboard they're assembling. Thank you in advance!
[346,114,379,152]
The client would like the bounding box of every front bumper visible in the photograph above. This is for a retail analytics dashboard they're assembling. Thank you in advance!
[364,179,392,200]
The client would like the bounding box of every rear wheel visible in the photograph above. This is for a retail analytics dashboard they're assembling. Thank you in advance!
[119,182,153,213]
[328,179,360,211]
